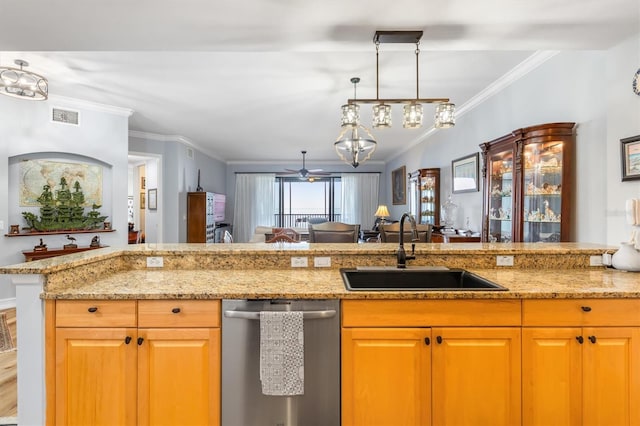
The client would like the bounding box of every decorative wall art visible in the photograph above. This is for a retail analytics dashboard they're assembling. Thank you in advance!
[19,159,103,206]
[392,166,407,205]
[452,153,479,193]
[140,192,146,209]
[148,188,157,210]
[621,135,640,181]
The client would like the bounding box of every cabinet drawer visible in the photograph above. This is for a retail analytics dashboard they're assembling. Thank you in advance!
[56,300,137,327]
[138,300,220,327]
[342,299,521,327]
[522,299,640,326]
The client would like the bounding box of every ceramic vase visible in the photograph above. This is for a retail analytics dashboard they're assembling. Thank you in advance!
[611,242,640,272]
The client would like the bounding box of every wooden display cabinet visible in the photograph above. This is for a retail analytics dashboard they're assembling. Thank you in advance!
[479,122,575,242]
[409,168,440,226]
[187,192,216,243]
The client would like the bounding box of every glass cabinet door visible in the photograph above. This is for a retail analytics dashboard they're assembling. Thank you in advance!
[522,141,564,242]
[410,169,440,226]
[487,150,513,243]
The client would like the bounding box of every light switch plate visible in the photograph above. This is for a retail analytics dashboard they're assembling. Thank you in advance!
[589,255,604,266]
[0,220,3,231]
[496,255,514,266]
[314,257,331,267]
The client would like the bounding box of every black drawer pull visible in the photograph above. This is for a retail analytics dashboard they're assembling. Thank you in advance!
[588,335,597,344]
[137,337,144,345]
[581,306,592,312]
[576,336,584,344]
[424,337,430,345]
[125,336,132,344]
[87,307,98,313]
[436,336,443,344]
[171,307,181,314]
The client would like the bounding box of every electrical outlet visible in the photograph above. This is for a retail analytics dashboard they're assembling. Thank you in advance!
[602,253,612,266]
[147,256,164,268]
[589,255,604,266]
[496,255,514,267]
[314,257,331,267]
[291,257,308,267]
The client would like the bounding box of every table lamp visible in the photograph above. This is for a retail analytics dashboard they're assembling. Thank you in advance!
[374,204,390,230]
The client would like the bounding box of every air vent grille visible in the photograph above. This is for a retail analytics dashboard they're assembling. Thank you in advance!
[52,108,79,125]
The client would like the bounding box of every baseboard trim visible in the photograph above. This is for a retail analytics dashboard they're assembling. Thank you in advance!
[0,299,16,311]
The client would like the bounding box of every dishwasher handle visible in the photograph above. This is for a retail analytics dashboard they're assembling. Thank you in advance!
[224,309,336,320]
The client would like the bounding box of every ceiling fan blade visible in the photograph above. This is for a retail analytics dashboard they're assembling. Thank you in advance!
[307,168,324,172]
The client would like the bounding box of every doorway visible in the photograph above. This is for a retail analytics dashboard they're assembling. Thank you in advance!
[128,153,163,244]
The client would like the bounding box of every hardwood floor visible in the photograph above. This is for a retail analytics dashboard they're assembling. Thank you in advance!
[0,308,17,418]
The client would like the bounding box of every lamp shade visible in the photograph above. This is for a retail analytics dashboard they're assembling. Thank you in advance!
[374,204,390,218]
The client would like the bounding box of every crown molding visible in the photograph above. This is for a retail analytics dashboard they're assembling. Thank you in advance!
[128,130,226,162]
[387,50,560,163]
[227,159,386,166]
[47,94,133,117]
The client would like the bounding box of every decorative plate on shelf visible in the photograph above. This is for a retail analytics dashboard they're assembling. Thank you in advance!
[633,67,640,96]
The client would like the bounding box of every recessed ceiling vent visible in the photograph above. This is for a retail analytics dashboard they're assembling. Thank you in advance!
[51,108,79,125]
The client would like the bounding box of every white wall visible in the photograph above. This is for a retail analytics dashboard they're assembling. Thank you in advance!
[0,96,130,300]
[385,35,640,244]
[129,135,226,243]
[605,35,640,245]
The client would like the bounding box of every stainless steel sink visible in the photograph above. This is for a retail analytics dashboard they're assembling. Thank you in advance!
[341,267,508,291]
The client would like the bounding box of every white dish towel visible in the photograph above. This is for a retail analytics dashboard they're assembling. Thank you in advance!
[259,311,304,396]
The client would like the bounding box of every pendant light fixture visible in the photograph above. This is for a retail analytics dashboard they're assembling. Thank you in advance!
[0,59,48,100]
[335,77,377,168]
[345,30,455,130]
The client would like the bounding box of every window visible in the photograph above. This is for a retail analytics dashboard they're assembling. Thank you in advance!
[275,177,341,227]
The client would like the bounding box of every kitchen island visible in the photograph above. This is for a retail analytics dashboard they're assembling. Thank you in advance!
[2,242,638,425]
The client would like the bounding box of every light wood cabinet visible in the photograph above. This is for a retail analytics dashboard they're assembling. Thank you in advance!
[431,327,521,426]
[341,327,431,426]
[52,299,221,426]
[522,299,640,426]
[341,300,522,426]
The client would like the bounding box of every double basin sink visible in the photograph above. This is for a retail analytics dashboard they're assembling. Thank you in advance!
[341,267,508,291]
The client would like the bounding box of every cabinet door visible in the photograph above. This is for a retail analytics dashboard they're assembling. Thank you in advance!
[432,327,521,426]
[522,328,582,426]
[582,327,640,426]
[137,328,220,426]
[341,328,431,426]
[486,146,515,242]
[55,327,137,426]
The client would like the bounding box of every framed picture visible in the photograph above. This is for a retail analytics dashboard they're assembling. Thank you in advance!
[140,192,145,209]
[392,165,407,205]
[148,188,158,210]
[141,176,146,190]
[621,135,640,181]
[452,153,479,193]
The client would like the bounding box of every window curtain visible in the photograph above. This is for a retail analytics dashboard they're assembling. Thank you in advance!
[233,173,276,243]
[341,173,380,231]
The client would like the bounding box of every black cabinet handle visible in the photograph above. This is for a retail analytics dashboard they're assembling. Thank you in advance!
[87,307,98,313]
[588,335,597,344]
[125,336,132,345]
[576,336,584,344]
[171,307,181,314]
[581,306,592,312]
[436,336,443,344]
[424,337,430,345]
[137,337,144,346]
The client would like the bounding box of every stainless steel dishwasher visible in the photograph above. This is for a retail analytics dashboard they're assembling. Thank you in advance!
[221,299,340,426]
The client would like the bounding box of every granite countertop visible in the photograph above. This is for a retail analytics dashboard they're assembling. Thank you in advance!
[42,267,640,300]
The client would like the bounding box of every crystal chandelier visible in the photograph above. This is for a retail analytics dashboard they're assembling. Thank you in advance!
[335,77,377,168]
[0,59,48,100]
[346,30,455,130]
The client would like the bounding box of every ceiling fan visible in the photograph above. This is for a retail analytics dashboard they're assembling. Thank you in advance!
[277,150,331,181]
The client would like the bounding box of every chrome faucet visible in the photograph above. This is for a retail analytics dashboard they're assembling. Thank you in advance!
[397,212,419,268]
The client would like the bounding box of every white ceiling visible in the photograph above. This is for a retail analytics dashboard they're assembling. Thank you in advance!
[1,0,638,164]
